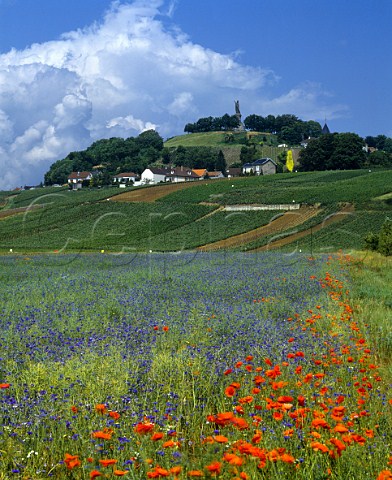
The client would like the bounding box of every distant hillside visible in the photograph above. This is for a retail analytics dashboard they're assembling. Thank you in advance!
[164,131,283,163]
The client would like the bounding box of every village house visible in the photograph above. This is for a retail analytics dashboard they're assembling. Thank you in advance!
[226,167,241,178]
[141,167,168,184]
[67,171,94,190]
[166,167,200,182]
[112,172,138,187]
[242,158,277,176]
[192,168,208,179]
[206,171,225,179]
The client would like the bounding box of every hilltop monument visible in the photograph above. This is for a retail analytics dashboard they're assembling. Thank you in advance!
[234,100,245,131]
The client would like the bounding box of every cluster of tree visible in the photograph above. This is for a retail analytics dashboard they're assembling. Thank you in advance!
[364,219,392,256]
[364,135,392,153]
[162,146,226,172]
[299,133,392,171]
[184,114,240,133]
[184,113,323,145]
[44,130,164,185]
[244,114,323,142]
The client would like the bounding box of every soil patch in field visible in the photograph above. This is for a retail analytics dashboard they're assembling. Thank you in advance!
[252,203,354,251]
[197,206,320,251]
[0,205,43,220]
[109,181,226,203]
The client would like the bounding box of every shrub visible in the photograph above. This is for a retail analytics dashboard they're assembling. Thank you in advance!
[363,232,379,251]
[378,219,392,256]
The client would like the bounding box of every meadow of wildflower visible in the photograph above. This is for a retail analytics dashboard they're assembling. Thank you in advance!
[0,251,391,479]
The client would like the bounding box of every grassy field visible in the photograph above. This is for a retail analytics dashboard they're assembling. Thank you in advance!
[164,131,281,162]
[0,169,391,253]
[0,252,390,478]
[165,131,249,148]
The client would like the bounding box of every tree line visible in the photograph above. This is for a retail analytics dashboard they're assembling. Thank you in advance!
[299,133,392,171]
[184,113,324,144]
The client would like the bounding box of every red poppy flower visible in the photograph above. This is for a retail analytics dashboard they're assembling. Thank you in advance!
[223,453,243,466]
[99,459,117,467]
[134,422,155,434]
[90,470,103,479]
[95,404,107,414]
[225,386,236,397]
[205,461,221,474]
[238,395,253,404]
[310,442,329,453]
[147,466,170,478]
[92,430,112,440]
[64,453,81,470]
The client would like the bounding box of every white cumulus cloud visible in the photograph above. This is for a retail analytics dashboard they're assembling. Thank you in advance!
[0,0,346,190]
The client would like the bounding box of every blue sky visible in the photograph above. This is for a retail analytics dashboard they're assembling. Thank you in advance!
[0,0,391,188]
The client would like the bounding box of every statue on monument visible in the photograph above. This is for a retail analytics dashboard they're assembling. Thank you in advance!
[234,100,244,131]
[235,100,241,116]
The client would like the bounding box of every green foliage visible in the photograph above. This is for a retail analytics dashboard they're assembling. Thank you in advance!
[364,232,380,251]
[348,253,392,360]
[366,150,392,168]
[184,114,239,133]
[363,218,392,256]
[365,134,392,153]
[378,219,392,256]
[164,145,222,170]
[299,133,367,171]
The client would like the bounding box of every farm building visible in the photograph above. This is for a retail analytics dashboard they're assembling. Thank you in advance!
[242,158,277,175]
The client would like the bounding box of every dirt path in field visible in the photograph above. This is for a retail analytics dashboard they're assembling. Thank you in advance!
[109,180,227,203]
[197,206,320,251]
[251,203,354,252]
[0,205,43,220]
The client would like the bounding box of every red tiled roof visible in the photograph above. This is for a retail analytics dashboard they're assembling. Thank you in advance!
[67,171,93,180]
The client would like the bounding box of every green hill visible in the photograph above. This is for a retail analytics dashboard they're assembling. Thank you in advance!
[164,131,282,163]
[165,131,244,147]
[0,169,391,254]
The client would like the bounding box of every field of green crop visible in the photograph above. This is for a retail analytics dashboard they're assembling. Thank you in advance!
[160,170,392,207]
[0,252,391,478]
[285,210,389,254]
[0,169,391,253]
[0,200,215,252]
